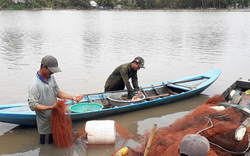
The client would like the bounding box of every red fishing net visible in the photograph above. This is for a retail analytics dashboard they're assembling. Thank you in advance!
[51,99,133,148]
[51,99,74,148]
[116,95,250,156]
[52,95,250,156]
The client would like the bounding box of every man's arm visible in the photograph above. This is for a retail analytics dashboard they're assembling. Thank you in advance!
[131,71,144,99]
[34,92,83,111]
[34,104,55,111]
[120,68,134,99]
[57,91,74,99]
[57,91,83,102]
[131,71,139,91]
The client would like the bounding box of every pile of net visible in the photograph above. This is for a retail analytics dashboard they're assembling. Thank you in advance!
[51,99,74,148]
[111,95,250,156]
[50,100,133,148]
[51,95,250,156]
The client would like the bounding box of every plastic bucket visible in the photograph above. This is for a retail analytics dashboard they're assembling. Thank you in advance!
[85,120,116,144]
[69,103,103,113]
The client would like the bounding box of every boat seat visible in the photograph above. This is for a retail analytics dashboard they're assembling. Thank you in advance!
[141,86,176,100]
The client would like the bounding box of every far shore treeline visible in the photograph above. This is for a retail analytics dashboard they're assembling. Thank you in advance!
[0,0,249,11]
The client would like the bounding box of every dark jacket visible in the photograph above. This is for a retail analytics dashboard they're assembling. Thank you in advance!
[104,62,139,99]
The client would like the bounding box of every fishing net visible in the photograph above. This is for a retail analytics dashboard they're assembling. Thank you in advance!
[51,100,133,148]
[51,99,74,148]
[110,95,250,156]
[52,95,250,155]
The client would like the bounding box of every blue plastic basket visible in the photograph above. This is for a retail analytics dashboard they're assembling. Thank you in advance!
[69,103,103,113]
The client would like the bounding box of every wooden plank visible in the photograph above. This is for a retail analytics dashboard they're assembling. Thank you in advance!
[231,94,242,104]
[153,88,160,95]
[241,95,250,107]
[239,93,250,106]
[145,93,170,100]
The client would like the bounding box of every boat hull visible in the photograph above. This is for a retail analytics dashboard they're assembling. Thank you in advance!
[0,69,221,126]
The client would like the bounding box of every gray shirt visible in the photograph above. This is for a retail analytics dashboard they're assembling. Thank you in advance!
[28,72,60,134]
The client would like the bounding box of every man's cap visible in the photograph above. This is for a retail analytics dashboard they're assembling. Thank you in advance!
[134,56,145,68]
[41,55,62,73]
[179,134,210,156]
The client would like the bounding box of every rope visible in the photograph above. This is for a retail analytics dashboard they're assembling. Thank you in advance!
[196,115,250,154]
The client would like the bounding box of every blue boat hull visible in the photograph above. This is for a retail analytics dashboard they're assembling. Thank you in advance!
[0,69,221,126]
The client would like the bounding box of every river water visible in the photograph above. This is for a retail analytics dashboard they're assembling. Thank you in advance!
[0,10,250,156]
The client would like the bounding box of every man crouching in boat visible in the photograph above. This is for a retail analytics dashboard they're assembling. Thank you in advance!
[104,56,145,101]
[27,55,83,145]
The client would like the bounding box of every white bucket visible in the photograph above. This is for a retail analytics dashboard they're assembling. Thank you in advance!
[85,120,116,144]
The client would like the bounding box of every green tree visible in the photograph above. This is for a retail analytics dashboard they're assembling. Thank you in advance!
[136,0,146,9]
[0,0,12,8]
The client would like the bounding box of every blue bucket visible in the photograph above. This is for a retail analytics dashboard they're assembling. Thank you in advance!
[70,103,103,113]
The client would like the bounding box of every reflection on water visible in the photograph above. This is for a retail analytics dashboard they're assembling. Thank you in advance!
[137,111,189,134]
[0,11,250,156]
[0,122,18,136]
[1,28,25,71]
[0,112,189,156]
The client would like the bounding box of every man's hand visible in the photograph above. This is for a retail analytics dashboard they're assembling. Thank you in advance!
[73,95,84,102]
[52,103,57,110]
[138,91,143,96]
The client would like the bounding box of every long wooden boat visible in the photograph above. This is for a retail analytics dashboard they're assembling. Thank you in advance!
[0,68,221,126]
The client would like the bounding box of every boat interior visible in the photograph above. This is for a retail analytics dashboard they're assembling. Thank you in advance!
[222,80,250,108]
[79,79,209,110]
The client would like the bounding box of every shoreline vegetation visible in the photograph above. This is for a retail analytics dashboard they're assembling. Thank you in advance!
[0,0,249,12]
[0,8,250,12]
